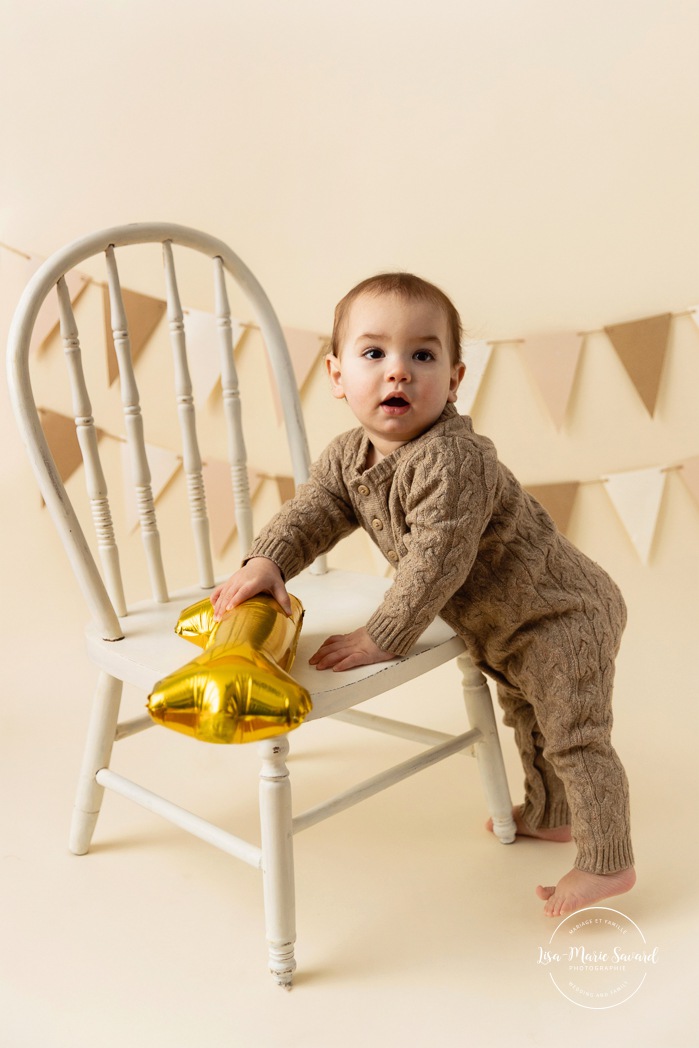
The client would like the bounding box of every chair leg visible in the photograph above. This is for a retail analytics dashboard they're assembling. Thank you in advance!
[258,736,297,988]
[458,653,516,845]
[69,671,123,855]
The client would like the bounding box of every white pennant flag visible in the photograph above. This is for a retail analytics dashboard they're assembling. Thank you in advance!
[604,466,667,564]
[184,309,246,404]
[121,442,181,532]
[455,340,493,415]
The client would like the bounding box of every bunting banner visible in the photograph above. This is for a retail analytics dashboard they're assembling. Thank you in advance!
[520,332,584,429]
[604,313,672,417]
[121,441,181,532]
[525,482,580,535]
[603,466,667,564]
[456,340,493,416]
[680,456,699,508]
[31,265,90,353]
[0,248,88,354]
[202,459,262,556]
[275,475,296,504]
[38,408,84,490]
[268,327,326,422]
[104,287,167,385]
[184,309,247,404]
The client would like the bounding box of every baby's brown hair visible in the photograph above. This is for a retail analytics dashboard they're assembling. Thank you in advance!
[329,272,463,365]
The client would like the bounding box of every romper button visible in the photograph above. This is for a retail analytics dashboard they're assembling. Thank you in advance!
[387,549,398,562]
[371,518,383,530]
[357,484,370,496]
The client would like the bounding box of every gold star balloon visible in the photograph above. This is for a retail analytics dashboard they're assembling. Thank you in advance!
[147,593,312,743]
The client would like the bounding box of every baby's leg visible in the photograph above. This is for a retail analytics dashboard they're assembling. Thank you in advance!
[496,617,634,916]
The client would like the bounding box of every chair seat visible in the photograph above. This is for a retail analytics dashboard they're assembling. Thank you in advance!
[85,567,466,722]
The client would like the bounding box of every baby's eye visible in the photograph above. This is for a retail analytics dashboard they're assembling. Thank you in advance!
[363,347,384,360]
[414,350,434,362]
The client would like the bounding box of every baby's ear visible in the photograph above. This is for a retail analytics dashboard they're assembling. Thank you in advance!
[325,353,346,399]
[447,361,466,403]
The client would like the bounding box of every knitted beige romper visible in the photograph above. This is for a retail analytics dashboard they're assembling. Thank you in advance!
[248,404,633,875]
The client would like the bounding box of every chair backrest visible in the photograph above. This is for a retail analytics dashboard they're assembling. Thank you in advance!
[7,223,314,640]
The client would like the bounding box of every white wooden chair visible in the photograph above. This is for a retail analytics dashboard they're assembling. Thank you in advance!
[7,223,516,987]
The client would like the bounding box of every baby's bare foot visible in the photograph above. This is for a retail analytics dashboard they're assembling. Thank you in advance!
[536,866,636,917]
[486,804,572,843]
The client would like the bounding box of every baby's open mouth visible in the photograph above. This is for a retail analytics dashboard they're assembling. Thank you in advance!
[381,395,409,407]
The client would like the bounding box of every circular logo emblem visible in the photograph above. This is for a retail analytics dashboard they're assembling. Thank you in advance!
[537,906,658,1009]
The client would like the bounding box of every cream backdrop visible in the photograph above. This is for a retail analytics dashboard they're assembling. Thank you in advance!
[1,2,698,1041]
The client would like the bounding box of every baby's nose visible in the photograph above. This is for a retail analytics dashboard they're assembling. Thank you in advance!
[386,357,411,381]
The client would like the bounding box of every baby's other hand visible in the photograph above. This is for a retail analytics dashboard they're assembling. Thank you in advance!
[210,558,291,620]
[309,627,397,672]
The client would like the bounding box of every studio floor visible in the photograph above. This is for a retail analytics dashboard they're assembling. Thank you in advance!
[1,502,697,1048]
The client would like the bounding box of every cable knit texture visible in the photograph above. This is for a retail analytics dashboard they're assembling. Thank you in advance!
[248,405,633,874]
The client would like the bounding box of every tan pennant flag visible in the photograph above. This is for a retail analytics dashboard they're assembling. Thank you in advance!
[31,265,90,353]
[679,456,699,508]
[521,332,584,428]
[121,441,181,532]
[184,309,247,403]
[524,482,580,535]
[268,327,326,421]
[275,475,296,504]
[38,408,83,490]
[455,340,493,415]
[104,286,166,385]
[604,466,667,564]
[202,459,262,556]
[604,313,672,416]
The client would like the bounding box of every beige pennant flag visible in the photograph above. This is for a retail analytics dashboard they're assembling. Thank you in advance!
[38,408,83,490]
[521,332,584,428]
[184,309,246,403]
[31,265,90,353]
[202,459,262,556]
[104,286,166,385]
[680,456,699,508]
[455,340,493,415]
[604,313,672,416]
[525,482,580,535]
[268,327,326,421]
[604,466,667,564]
[121,441,181,532]
[275,475,296,504]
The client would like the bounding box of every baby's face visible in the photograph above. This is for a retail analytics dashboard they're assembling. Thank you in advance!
[326,291,464,461]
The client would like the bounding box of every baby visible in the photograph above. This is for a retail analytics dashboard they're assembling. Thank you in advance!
[212,272,636,917]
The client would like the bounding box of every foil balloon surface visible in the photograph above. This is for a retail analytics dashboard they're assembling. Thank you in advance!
[147,593,312,743]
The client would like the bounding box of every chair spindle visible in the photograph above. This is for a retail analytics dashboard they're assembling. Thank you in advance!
[57,276,127,617]
[213,256,254,553]
[105,245,168,602]
[162,240,214,588]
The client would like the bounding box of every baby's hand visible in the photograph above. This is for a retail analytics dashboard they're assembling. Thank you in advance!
[309,627,397,672]
[210,558,291,620]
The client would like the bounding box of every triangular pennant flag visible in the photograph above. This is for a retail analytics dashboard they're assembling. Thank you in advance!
[104,287,166,385]
[31,265,90,353]
[604,313,672,416]
[455,340,493,415]
[202,460,262,556]
[38,408,83,488]
[524,482,580,534]
[604,466,667,564]
[275,475,296,504]
[679,456,699,509]
[121,442,181,532]
[520,332,584,428]
[184,309,246,403]
[268,327,326,422]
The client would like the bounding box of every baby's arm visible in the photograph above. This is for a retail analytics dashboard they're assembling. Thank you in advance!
[210,557,291,620]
